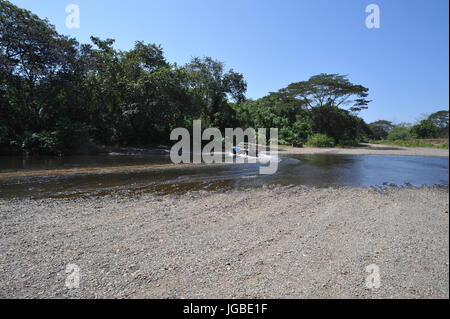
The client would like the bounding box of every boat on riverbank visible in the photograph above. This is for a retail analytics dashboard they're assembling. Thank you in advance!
[232,142,261,157]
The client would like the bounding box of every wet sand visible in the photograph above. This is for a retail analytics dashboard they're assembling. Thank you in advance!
[1,144,447,181]
[0,162,227,180]
[1,186,448,299]
[279,143,449,157]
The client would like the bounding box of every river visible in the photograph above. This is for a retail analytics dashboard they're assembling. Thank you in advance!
[0,154,448,199]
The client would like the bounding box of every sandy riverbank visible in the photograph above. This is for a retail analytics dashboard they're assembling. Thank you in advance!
[1,186,448,299]
[278,143,449,157]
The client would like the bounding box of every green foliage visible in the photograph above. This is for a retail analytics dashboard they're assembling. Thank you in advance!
[338,139,360,147]
[0,1,381,155]
[22,132,61,155]
[3,1,447,157]
[55,121,94,151]
[410,120,439,139]
[237,77,372,146]
[280,120,312,146]
[20,122,94,155]
[283,73,370,112]
[310,105,370,143]
[371,139,449,149]
[182,57,246,130]
[381,117,448,142]
[0,124,21,153]
[0,125,8,146]
[305,134,335,148]
[373,117,448,148]
[368,120,394,140]
[0,2,245,154]
[387,124,412,140]
[428,110,449,137]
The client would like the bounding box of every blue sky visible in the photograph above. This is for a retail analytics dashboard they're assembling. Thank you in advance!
[11,0,449,124]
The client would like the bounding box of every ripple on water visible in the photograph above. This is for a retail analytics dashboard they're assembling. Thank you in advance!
[0,154,447,199]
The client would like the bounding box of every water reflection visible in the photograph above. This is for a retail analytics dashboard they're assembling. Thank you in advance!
[0,154,448,199]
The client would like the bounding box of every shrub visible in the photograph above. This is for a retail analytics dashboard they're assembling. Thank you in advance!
[371,139,449,149]
[22,131,62,155]
[0,124,9,147]
[306,134,335,147]
[21,122,95,155]
[310,105,370,142]
[0,125,21,154]
[368,120,394,140]
[55,121,94,151]
[410,120,439,139]
[387,125,412,140]
[338,139,360,147]
[280,120,312,146]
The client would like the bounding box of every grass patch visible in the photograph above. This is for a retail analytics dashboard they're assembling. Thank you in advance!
[371,139,449,149]
[305,134,335,148]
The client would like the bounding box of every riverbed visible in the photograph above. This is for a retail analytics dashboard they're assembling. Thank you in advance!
[0,186,448,298]
[0,150,448,298]
[0,152,448,199]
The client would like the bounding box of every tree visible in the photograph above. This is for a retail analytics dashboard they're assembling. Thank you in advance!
[310,105,370,143]
[368,120,394,140]
[387,124,412,140]
[182,57,247,129]
[282,74,371,112]
[2,1,383,154]
[410,120,439,139]
[235,76,371,146]
[279,120,312,146]
[0,0,92,153]
[236,92,301,129]
[427,110,449,137]
[85,38,201,146]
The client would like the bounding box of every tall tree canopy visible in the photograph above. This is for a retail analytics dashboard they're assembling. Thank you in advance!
[282,74,371,112]
[0,1,248,153]
[236,74,373,144]
[1,1,383,154]
[1,0,92,152]
[368,120,395,140]
[182,57,247,129]
[427,110,449,137]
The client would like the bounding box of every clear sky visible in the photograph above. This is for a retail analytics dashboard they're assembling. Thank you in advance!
[10,0,449,124]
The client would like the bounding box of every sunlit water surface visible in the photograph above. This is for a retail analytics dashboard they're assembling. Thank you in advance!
[0,154,448,199]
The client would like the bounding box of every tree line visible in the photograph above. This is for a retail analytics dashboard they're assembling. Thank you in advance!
[0,1,249,155]
[369,111,449,141]
[1,1,446,155]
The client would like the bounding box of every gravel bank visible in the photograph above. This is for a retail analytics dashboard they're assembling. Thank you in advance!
[0,186,448,299]
[279,143,449,157]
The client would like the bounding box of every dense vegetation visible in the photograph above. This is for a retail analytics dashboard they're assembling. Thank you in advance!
[1,1,446,155]
[1,1,250,154]
[368,111,449,148]
[370,139,448,149]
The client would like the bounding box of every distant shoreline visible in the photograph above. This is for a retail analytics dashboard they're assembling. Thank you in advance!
[1,143,448,158]
[277,143,449,157]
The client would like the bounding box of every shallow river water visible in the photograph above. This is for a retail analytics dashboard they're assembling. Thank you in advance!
[0,154,448,199]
